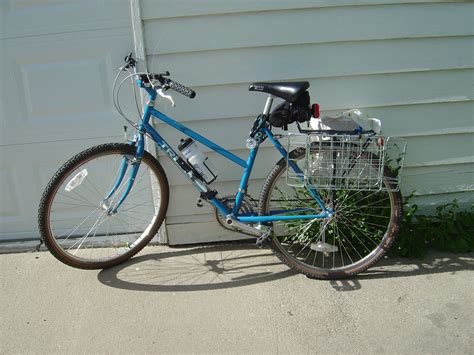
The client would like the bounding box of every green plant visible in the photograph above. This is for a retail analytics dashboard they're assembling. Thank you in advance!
[277,186,474,259]
[389,196,474,258]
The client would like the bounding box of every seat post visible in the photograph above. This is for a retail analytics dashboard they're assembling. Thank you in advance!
[263,95,274,115]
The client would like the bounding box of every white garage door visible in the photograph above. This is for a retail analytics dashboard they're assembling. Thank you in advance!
[0,1,135,241]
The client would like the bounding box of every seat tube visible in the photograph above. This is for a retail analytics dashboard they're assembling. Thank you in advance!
[232,147,258,215]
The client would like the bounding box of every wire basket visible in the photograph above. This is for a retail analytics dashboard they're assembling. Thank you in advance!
[286,133,407,192]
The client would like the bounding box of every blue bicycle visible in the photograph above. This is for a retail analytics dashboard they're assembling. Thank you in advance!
[38,54,402,279]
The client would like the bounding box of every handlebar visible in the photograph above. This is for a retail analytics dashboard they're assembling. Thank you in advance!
[168,79,196,99]
[123,53,196,99]
[137,73,196,99]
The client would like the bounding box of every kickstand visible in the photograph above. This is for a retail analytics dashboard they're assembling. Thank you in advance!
[34,239,44,252]
[256,228,272,248]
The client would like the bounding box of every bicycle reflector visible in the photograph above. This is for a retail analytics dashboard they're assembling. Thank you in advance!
[311,103,320,118]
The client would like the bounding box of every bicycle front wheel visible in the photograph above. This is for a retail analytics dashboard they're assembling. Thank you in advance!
[38,143,169,269]
[258,147,402,279]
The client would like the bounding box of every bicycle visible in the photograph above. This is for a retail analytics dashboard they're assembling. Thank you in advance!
[38,54,404,279]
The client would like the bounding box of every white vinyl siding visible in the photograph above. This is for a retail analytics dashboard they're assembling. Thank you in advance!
[140,0,473,244]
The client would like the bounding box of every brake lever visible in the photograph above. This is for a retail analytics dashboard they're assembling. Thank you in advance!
[156,88,175,107]
[124,52,137,68]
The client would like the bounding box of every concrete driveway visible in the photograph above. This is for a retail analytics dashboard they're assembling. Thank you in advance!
[1,244,473,354]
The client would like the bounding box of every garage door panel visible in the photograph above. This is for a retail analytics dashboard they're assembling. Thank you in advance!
[0,2,138,241]
[0,137,121,240]
[0,144,43,238]
[1,29,134,145]
[19,57,109,123]
[0,0,129,39]
[0,167,21,219]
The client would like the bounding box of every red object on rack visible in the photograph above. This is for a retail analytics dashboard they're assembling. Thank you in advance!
[311,103,320,118]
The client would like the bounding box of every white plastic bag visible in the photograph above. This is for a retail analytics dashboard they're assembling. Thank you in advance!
[318,109,382,133]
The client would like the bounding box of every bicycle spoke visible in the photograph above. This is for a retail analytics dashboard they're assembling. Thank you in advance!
[69,210,108,254]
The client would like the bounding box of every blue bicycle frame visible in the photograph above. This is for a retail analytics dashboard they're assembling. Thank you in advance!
[109,82,332,224]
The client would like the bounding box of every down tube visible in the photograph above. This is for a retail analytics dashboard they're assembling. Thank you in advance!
[144,121,232,216]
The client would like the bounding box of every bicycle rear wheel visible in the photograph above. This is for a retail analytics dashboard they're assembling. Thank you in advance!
[258,147,402,279]
[38,143,169,269]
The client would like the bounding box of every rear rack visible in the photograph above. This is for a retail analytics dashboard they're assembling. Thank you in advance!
[286,132,407,192]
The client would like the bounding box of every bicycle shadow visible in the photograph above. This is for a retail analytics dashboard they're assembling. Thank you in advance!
[97,244,474,293]
[329,252,474,292]
[97,243,296,292]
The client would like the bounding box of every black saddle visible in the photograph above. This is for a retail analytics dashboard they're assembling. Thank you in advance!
[249,81,310,103]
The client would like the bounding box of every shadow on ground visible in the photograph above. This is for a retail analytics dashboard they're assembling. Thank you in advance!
[97,244,473,292]
[328,252,474,292]
[98,244,296,292]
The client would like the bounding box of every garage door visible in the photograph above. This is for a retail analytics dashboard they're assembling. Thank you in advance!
[0,1,136,242]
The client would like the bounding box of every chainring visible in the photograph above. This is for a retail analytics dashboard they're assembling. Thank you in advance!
[214,195,258,236]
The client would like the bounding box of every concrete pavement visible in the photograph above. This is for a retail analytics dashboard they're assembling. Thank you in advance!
[1,244,473,354]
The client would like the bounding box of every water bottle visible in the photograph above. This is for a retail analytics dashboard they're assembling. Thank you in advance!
[178,138,218,184]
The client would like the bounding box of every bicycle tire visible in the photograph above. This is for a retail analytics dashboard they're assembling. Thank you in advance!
[38,143,169,269]
[258,147,402,279]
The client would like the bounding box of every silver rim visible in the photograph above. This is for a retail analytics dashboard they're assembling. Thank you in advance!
[46,151,162,263]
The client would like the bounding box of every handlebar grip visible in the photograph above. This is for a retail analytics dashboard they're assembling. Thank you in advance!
[169,80,196,99]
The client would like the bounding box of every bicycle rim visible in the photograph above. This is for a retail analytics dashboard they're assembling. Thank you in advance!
[41,144,167,268]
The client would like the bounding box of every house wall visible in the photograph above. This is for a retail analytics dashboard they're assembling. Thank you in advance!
[140,0,474,244]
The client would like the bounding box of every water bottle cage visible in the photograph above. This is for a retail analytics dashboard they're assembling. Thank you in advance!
[176,156,212,185]
[178,154,217,185]
[200,190,218,201]
[193,158,218,184]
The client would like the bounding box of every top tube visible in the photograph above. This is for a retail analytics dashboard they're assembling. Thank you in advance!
[149,108,247,168]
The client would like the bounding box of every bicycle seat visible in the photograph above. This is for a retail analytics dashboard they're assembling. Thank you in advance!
[249,81,310,103]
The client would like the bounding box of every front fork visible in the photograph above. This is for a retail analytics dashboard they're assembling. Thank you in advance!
[102,133,145,215]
